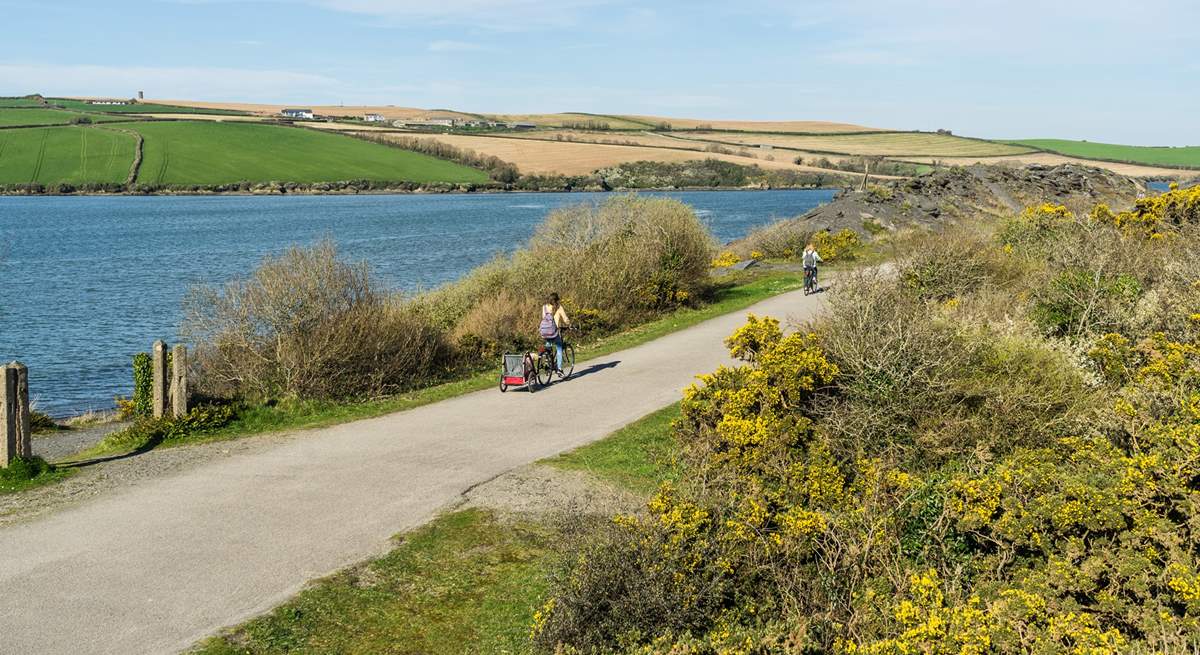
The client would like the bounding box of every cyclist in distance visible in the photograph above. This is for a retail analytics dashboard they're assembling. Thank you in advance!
[802,242,823,293]
[539,292,571,372]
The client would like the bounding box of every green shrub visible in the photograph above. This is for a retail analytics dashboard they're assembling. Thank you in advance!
[0,456,69,494]
[29,410,58,433]
[1031,268,1142,337]
[98,404,236,452]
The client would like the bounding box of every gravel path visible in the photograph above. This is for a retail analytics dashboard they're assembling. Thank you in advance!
[0,286,825,655]
[32,421,128,463]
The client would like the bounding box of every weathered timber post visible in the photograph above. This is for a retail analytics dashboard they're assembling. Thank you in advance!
[9,362,31,458]
[171,344,188,418]
[152,340,170,419]
[1,366,16,468]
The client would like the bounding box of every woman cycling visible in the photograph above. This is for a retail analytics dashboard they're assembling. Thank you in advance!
[539,292,571,372]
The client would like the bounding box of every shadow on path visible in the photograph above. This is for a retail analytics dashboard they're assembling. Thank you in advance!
[563,360,620,383]
[56,435,163,470]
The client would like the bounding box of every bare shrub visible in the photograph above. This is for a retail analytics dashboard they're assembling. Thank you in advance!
[810,271,1094,465]
[897,228,1018,301]
[183,241,450,401]
[525,195,714,320]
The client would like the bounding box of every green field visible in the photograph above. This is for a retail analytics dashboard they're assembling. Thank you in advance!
[47,98,247,115]
[1008,138,1200,169]
[129,121,491,186]
[0,108,125,127]
[0,126,135,185]
[0,97,48,108]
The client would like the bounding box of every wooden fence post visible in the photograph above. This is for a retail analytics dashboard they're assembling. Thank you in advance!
[0,366,16,468]
[9,362,31,458]
[152,340,169,419]
[171,344,188,418]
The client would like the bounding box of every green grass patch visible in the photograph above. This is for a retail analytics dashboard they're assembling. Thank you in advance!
[544,402,679,494]
[0,97,48,108]
[0,457,72,494]
[127,121,491,186]
[47,99,247,115]
[194,508,554,655]
[0,125,136,185]
[0,108,125,127]
[1006,138,1200,169]
[67,271,801,462]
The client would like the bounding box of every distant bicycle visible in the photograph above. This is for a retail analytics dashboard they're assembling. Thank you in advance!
[536,327,576,386]
[804,266,819,295]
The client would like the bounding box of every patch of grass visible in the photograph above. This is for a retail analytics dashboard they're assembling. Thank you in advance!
[0,107,125,127]
[128,121,491,186]
[544,402,679,494]
[0,97,47,108]
[0,456,72,494]
[47,98,247,115]
[0,125,136,185]
[69,271,801,461]
[1005,138,1200,169]
[193,508,555,655]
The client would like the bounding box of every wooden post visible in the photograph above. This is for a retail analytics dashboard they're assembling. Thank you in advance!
[9,362,31,458]
[152,340,169,419]
[0,366,16,468]
[171,344,188,418]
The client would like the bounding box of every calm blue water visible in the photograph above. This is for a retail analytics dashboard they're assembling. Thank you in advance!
[0,190,834,416]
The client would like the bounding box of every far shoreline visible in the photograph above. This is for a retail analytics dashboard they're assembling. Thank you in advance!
[0,184,847,198]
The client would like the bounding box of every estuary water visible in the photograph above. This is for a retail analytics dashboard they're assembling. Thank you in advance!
[0,189,834,416]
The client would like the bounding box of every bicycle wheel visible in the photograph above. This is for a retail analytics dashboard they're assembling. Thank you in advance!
[559,343,576,379]
[535,350,555,387]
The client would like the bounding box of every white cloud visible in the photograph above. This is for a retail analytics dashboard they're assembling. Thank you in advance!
[0,63,342,102]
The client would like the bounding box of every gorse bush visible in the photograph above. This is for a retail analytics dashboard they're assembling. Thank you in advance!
[532,185,1200,653]
[736,223,862,262]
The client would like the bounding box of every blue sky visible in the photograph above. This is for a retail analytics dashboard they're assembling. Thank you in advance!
[1,0,1196,144]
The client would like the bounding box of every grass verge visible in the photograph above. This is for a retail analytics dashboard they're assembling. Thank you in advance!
[543,402,679,494]
[0,457,73,494]
[193,404,679,654]
[194,508,554,655]
[70,271,799,461]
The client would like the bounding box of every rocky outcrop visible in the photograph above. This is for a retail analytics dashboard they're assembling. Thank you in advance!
[793,164,1148,237]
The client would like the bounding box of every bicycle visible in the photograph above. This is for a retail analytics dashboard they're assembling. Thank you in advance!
[536,327,576,386]
[804,266,819,295]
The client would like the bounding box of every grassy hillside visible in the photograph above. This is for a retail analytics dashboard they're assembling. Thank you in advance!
[128,121,490,186]
[0,97,48,108]
[685,130,1035,157]
[1008,138,1200,169]
[0,108,126,127]
[0,126,135,185]
[48,98,247,115]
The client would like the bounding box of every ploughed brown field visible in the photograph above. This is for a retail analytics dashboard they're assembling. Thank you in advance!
[358,132,862,177]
